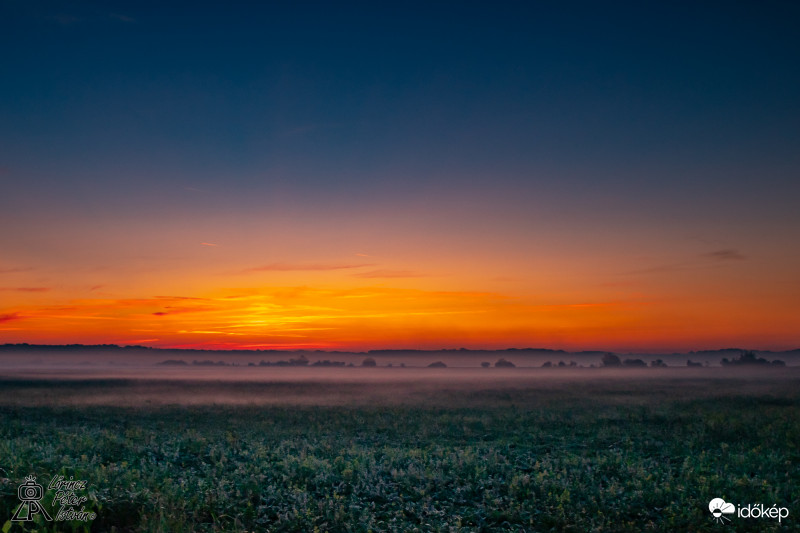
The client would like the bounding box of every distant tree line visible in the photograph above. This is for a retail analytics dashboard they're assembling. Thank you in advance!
[721,351,785,366]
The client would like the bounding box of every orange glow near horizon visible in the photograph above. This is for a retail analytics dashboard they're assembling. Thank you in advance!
[1,270,798,352]
[1,192,798,353]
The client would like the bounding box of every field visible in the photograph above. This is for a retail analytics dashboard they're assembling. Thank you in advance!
[1,369,798,532]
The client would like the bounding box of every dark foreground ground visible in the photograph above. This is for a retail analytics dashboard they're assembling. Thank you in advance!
[1,369,798,532]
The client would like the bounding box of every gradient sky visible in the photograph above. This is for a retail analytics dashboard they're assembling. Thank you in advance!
[1,1,799,352]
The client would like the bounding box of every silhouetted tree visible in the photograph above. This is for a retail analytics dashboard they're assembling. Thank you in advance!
[601,353,621,367]
[361,357,377,367]
[481,361,490,368]
[495,358,515,368]
[428,361,447,368]
[721,351,777,366]
[623,358,647,367]
[290,355,309,366]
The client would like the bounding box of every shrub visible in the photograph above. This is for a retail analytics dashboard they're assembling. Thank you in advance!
[601,353,621,367]
[623,358,647,368]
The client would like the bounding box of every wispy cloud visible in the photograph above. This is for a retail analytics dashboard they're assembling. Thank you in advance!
[706,249,746,261]
[353,269,425,279]
[0,287,50,292]
[152,306,212,317]
[0,267,34,274]
[0,313,22,323]
[624,248,747,276]
[599,281,637,288]
[623,262,690,276]
[245,262,373,273]
[154,295,209,301]
[541,302,619,309]
[201,242,218,247]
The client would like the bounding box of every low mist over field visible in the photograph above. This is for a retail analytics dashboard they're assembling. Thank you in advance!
[1,344,798,409]
[1,369,799,409]
[1,344,798,377]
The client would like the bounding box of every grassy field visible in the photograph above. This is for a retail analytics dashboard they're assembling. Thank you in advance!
[0,371,798,532]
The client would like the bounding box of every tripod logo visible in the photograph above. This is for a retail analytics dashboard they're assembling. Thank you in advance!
[11,475,52,522]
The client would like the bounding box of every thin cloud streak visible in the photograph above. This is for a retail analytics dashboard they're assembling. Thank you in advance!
[0,267,34,274]
[244,262,374,273]
[0,313,22,323]
[623,249,748,276]
[353,269,426,279]
[623,262,693,276]
[154,295,210,301]
[706,249,746,261]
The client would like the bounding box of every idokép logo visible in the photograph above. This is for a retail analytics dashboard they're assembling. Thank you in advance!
[708,498,735,524]
[709,497,789,525]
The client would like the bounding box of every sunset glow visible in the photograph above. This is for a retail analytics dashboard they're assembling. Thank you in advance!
[1,2,798,353]
[1,241,797,352]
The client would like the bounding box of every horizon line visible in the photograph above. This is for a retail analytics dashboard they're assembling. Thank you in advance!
[1,343,797,355]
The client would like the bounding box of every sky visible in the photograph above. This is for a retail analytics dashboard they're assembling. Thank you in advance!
[1,1,799,352]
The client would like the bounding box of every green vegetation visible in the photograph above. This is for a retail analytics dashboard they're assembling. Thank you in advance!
[0,375,798,532]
